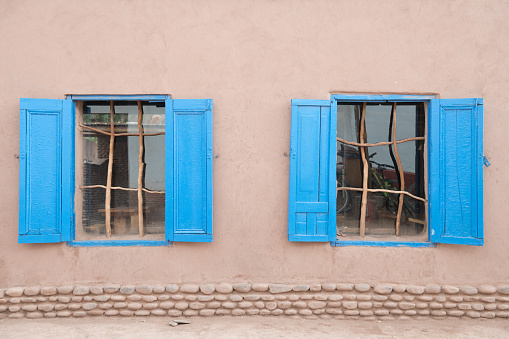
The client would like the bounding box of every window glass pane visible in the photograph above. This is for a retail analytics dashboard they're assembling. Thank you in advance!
[81,187,105,235]
[337,104,360,144]
[336,101,426,240]
[78,101,165,240]
[364,104,391,144]
[142,103,165,191]
[336,188,361,236]
[364,191,397,236]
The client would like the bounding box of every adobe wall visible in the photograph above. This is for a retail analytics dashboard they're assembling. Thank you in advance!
[1,0,508,308]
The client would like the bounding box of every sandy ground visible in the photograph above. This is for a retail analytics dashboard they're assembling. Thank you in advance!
[1,317,509,338]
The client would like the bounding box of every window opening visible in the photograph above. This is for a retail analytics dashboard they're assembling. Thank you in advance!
[336,102,426,239]
[78,100,165,239]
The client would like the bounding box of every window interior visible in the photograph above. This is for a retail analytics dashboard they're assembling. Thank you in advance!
[75,100,165,240]
[336,102,426,240]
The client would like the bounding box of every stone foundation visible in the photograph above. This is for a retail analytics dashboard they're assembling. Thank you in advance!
[1,283,509,319]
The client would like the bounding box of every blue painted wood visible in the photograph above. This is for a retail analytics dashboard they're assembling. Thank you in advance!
[173,234,213,242]
[428,99,440,243]
[429,98,483,246]
[295,213,306,235]
[289,235,329,242]
[288,99,333,242]
[295,202,328,212]
[173,99,211,110]
[329,100,337,241]
[332,94,435,102]
[61,99,74,242]
[19,98,73,243]
[167,99,213,242]
[18,234,62,244]
[165,98,174,242]
[67,240,170,247]
[477,99,484,243]
[316,213,328,237]
[69,95,169,101]
[306,212,317,236]
[318,106,329,203]
[334,240,436,248]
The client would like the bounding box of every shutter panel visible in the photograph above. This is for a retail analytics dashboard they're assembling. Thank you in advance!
[19,98,74,243]
[288,99,335,242]
[429,98,483,245]
[166,99,213,242]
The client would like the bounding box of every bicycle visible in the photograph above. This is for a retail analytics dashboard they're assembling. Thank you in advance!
[336,161,350,214]
[336,149,379,215]
[336,151,417,220]
[369,159,417,220]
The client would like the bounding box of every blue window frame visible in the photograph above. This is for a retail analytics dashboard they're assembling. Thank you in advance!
[19,95,213,245]
[288,94,484,247]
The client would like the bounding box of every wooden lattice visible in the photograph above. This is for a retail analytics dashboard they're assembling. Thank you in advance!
[79,100,165,238]
[337,102,426,236]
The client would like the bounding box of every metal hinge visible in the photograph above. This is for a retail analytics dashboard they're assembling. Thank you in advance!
[483,156,491,167]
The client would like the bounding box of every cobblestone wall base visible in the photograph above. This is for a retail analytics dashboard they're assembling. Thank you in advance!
[1,283,509,319]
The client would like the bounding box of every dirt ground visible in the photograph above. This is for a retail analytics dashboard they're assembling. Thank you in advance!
[1,317,509,338]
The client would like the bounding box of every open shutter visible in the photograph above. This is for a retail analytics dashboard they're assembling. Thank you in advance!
[429,98,483,245]
[288,99,335,242]
[166,99,213,242]
[19,98,74,243]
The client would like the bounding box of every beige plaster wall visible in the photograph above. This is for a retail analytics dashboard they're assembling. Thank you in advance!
[0,0,508,287]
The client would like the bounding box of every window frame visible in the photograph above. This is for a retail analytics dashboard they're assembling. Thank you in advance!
[288,93,483,247]
[331,94,434,247]
[70,95,171,247]
[19,94,213,246]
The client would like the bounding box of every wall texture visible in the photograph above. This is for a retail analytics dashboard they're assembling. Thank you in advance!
[1,0,509,298]
[2,282,509,320]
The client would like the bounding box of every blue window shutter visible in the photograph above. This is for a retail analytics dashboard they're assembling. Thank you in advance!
[429,98,483,246]
[19,98,74,243]
[288,99,335,242]
[166,99,213,242]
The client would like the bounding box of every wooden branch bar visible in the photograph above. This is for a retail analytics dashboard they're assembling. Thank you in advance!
[137,101,145,237]
[391,103,405,236]
[336,136,425,147]
[79,124,111,136]
[359,102,368,237]
[408,217,426,225]
[79,185,164,194]
[80,124,164,137]
[105,101,115,238]
[336,187,426,203]
[115,132,165,137]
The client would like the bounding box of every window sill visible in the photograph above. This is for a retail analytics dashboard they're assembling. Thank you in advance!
[67,240,171,247]
[332,240,436,248]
